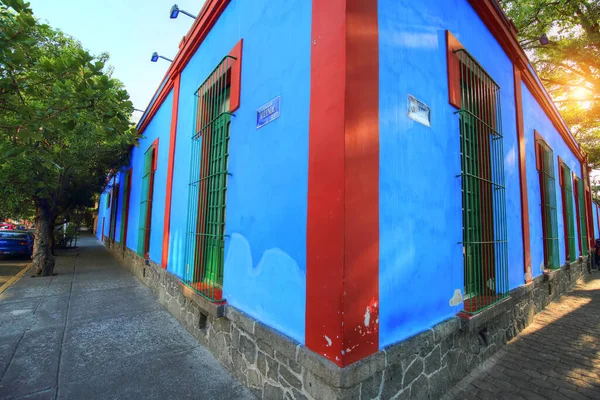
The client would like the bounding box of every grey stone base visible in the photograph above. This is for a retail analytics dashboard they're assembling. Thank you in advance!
[103,239,589,400]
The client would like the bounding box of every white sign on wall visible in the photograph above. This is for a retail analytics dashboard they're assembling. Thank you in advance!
[407,95,431,127]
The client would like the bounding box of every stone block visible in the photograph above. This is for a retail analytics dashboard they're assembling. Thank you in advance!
[291,389,308,400]
[423,346,441,375]
[296,346,343,388]
[225,306,256,335]
[340,351,385,388]
[240,333,257,365]
[279,364,303,391]
[247,368,261,389]
[255,323,299,362]
[381,363,403,400]
[266,354,279,383]
[359,370,383,400]
[410,374,429,400]
[385,329,434,367]
[402,356,423,387]
[303,370,357,400]
[257,352,267,376]
[428,366,450,400]
[257,338,276,358]
[264,383,286,400]
[431,317,459,342]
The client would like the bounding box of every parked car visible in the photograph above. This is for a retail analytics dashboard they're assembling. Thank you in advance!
[0,230,34,257]
[0,223,15,230]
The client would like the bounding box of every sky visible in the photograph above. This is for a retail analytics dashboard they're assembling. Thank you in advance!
[28,0,206,120]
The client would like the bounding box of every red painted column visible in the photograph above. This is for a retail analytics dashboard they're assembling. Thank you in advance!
[161,75,181,269]
[306,0,379,367]
[514,68,532,282]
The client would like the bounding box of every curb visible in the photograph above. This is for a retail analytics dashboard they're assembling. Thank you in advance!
[0,263,32,296]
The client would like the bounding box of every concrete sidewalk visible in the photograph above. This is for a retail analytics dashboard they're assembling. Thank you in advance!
[0,234,255,400]
[447,272,600,400]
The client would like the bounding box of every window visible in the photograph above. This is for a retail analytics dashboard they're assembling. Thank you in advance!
[183,56,236,301]
[138,141,158,257]
[574,175,588,256]
[109,183,119,242]
[454,48,509,313]
[535,133,559,269]
[121,168,132,246]
[559,159,576,263]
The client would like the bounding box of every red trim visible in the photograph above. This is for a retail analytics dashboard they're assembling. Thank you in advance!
[143,139,159,258]
[558,157,570,263]
[162,76,181,269]
[574,174,583,254]
[467,0,586,163]
[123,168,132,248]
[514,68,531,281]
[228,39,243,112]
[582,158,594,249]
[535,131,550,267]
[137,0,231,134]
[306,0,379,368]
[446,31,463,109]
[596,202,600,240]
[306,0,346,367]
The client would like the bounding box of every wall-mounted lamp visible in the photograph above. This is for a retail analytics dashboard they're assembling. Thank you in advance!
[170,4,197,19]
[538,34,549,46]
[133,108,145,112]
[151,52,173,63]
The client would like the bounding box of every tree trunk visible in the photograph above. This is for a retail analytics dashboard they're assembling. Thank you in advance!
[33,203,55,276]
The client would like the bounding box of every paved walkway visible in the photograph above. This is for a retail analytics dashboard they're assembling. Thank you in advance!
[447,272,600,400]
[0,234,255,400]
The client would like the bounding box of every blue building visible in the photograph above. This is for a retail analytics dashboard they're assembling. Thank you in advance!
[97,0,596,398]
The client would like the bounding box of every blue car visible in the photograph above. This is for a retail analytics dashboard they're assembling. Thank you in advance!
[0,230,34,257]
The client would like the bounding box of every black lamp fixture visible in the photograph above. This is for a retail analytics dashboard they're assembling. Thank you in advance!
[538,34,550,46]
[151,52,173,63]
[133,108,145,112]
[170,4,197,19]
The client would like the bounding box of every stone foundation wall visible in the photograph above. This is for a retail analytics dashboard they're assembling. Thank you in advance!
[104,239,589,400]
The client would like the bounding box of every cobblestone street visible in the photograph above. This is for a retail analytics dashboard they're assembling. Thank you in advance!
[447,272,600,400]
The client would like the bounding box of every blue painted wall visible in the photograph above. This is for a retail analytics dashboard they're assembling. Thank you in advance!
[593,203,599,240]
[96,191,107,240]
[521,83,582,272]
[377,0,523,349]
[166,0,311,343]
[124,90,173,261]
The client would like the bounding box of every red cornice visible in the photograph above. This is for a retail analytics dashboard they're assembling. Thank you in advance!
[137,0,231,135]
[468,0,586,163]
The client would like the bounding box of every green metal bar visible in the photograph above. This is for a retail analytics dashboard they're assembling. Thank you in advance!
[457,49,508,313]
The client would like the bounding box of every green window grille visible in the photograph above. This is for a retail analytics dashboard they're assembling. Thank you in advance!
[120,169,132,246]
[577,178,589,255]
[183,55,236,301]
[560,163,576,262]
[455,49,509,313]
[536,139,559,269]
[138,144,157,257]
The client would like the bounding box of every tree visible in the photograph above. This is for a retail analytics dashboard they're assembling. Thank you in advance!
[499,0,600,172]
[0,0,136,276]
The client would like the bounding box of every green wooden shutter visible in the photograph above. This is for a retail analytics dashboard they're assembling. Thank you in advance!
[561,165,576,262]
[538,142,559,269]
[578,178,588,255]
[455,49,509,313]
[138,145,156,257]
[120,170,131,245]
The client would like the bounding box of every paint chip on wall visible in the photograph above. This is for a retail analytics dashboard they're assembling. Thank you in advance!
[449,289,463,307]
